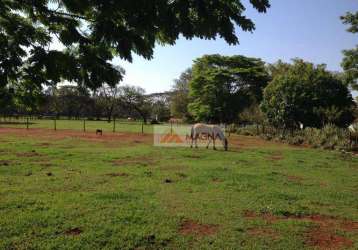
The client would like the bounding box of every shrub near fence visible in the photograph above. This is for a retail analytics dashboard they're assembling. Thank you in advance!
[235,123,357,151]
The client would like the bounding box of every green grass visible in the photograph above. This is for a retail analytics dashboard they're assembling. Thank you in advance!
[0,129,357,249]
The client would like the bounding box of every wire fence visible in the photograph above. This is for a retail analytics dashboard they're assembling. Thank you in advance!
[1,116,357,150]
[0,116,192,135]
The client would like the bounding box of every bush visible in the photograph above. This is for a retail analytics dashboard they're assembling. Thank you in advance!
[236,125,261,136]
[287,135,305,146]
[237,123,352,151]
[319,124,349,150]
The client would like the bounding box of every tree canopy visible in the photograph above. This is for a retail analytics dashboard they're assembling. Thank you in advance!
[188,54,270,123]
[341,11,358,90]
[119,85,152,123]
[261,59,355,129]
[170,68,192,120]
[0,0,270,94]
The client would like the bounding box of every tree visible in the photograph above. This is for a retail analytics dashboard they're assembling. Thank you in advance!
[119,86,151,123]
[355,97,358,121]
[170,68,192,120]
[12,81,45,116]
[94,84,121,122]
[341,11,358,90]
[49,85,91,119]
[0,0,271,95]
[188,54,270,123]
[150,99,171,122]
[0,86,15,117]
[239,104,265,125]
[147,92,171,122]
[261,59,355,129]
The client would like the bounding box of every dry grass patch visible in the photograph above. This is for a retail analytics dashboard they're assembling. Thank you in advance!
[179,219,219,237]
[243,211,358,250]
[112,155,157,167]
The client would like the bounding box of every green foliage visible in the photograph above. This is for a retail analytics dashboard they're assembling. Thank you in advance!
[236,124,262,136]
[94,84,122,122]
[317,124,350,150]
[0,0,270,94]
[286,135,305,146]
[300,125,349,150]
[341,46,358,90]
[261,59,355,129]
[148,93,171,122]
[119,85,151,123]
[188,54,270,123]
[239,104,265,124]
[48,85,92,118]
[0,86,15,115]
[342,12,358,33]
[170,68,192,121]
[341,11,358,90]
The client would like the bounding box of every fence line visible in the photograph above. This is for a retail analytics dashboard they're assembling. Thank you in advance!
[0,116,155,134]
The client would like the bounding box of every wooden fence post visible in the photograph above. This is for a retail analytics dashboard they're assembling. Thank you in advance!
[113,118,116,133]
[141,121,144,134]
[26,117,29,129]
[54,117,57,131]
[83,119,86,132]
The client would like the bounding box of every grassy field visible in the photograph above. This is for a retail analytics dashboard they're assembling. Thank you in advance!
[0,127,357,249]
[0,118,155,134]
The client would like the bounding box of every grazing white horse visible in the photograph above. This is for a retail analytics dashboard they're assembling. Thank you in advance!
[190,123,228,151]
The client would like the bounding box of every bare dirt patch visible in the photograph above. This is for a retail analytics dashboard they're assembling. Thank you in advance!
[286,175,304,184]
[106,172,129,177]
[113,155,156,167]
[16,151,43,157]
[184,154,202,159]
[243,211,358,250]
[267,152,284,161]
[0,127,298,152]
[0,160,11,166]
[35,142,51,147]
[0,128,153,147]
[39,162,54,168]
[179,219,218,237]
[229,135,291,151]
[64,227,82,236]
[306,227,353,250]
[211,177,223,183]
[341,221,358,231]
[247,228,280,240]
[243,210,279,223]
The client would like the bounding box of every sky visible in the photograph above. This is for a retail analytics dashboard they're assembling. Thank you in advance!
[113,0,358,94]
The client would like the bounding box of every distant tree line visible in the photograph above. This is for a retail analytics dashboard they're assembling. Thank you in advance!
[2,54,357,130]
[0,84,171,123]
[1,4,358,130]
